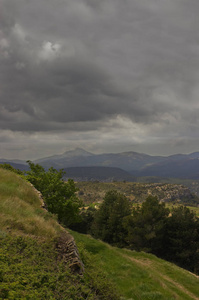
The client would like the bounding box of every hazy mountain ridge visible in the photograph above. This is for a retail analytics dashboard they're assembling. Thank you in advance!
[0,161,29,171]
[35,148,199,180]
[34,148,177,170]
[0,158,27,165]
[35,148,94,163]
[2,148,199,180]
[63,166,135,182]
[137,155,199,179]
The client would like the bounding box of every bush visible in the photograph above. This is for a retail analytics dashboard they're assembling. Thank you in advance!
[25,161,83,227]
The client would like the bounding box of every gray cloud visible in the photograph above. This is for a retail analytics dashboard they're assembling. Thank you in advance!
[1,0,199,159]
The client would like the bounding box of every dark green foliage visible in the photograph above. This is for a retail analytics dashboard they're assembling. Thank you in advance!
[25,161,82,227]
[124,196,199,274]
[124,195,169,253]
[70,206,97,234]
[163,206,199,273]
[0,234,119,299]
[91,190,132,246]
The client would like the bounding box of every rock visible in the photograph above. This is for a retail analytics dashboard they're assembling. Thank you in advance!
[28,183,84,275]
[55,232,84,275]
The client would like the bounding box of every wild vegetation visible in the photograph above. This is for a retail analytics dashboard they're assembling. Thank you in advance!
[0,168,120,299]
[25,161,83,227]
[1,163,199,299]
[85,192,199,274]
[137,176,199,197]
[24,163,199,274]
[91,190,131,247]
[76,181,199,206]
[71,230,199,300]
[0,167,62,238]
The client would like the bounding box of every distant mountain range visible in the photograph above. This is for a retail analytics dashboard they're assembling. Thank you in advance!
[0,160,29,171]
[1,148,199,180]
[34,148,166,171]
[63,166,135,182]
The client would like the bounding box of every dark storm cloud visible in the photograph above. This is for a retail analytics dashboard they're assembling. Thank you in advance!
[1,0,199,158]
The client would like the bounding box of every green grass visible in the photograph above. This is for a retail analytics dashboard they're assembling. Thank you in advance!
[0,169,120,299]
[0,234,120,299]
[71,230,199,300]
[186,205,199,217]
[165,203,199,217]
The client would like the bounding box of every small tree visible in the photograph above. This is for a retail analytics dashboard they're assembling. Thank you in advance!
[91,190,132,246]
[26,161,82,227]
[124,195,169,253]
[163,206,199,273]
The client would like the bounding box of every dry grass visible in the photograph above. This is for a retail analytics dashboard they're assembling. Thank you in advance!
[0,169,63,239]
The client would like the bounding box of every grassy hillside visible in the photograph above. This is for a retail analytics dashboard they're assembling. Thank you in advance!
[64,166,135,181]
[0,168,63,239]
[71,231,199,300]
[0,169,119,299]
[1,169,199,299]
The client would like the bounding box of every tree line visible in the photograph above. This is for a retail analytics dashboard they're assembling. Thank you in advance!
[1,161,199,274]
[76,190,199,274]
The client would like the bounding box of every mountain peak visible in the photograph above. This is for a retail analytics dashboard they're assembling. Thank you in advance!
[63,148,94,157]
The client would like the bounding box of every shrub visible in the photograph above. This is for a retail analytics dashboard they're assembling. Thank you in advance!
[25,161,83,227]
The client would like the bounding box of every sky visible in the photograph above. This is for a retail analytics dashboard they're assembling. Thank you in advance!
[1,0,199,160]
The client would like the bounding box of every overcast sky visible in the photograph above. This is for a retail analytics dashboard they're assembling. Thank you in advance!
[1,0,199,160]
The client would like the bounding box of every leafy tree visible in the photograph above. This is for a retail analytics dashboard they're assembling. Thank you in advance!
[25,161,82,227]
[70,206,97,234]
[91,190,132,246]
[124,195,169,253]
[163,206,199,273]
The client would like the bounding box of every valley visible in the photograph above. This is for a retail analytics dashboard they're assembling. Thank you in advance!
[76,181,199,207]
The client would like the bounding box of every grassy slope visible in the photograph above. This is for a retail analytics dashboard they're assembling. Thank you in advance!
[1,169,199,299]
[0,169,119,299]
[0,169,63,239]
[71,231,199,300]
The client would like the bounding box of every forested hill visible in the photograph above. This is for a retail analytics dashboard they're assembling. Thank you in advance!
[63,166,135,181]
